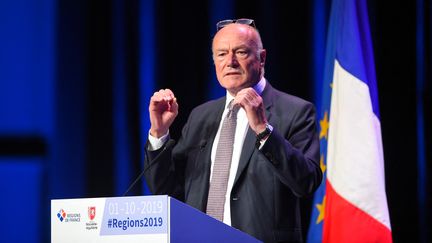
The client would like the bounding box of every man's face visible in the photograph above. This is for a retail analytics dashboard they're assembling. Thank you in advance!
[212,24,266,95]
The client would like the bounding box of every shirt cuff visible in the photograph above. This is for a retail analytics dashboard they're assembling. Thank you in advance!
[147,131,169,151]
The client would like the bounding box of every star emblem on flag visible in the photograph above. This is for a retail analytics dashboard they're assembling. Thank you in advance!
[319,111,329,140]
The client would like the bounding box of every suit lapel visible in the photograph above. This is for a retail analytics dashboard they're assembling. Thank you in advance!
[233,83,276,185]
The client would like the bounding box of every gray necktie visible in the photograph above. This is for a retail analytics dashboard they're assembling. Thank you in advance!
[206,101,239,221]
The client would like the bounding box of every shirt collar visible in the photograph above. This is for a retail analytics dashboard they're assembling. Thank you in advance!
[225,77,267,109]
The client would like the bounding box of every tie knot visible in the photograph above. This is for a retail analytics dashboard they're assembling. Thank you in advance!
[227,100,239,118]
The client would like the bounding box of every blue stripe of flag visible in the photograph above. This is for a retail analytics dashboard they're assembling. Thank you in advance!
[334,0,380,118]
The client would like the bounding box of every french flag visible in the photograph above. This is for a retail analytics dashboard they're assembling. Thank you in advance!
[308,0,392,242]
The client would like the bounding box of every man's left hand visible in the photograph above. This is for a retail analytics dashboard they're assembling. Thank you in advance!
[233,88,268,135]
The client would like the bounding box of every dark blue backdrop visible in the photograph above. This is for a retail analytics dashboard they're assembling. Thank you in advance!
[0,0,430,242]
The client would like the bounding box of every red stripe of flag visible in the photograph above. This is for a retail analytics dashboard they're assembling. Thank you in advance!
[323,180,392,243]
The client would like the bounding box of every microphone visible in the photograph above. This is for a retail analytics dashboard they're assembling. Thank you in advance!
[122,139,175,196]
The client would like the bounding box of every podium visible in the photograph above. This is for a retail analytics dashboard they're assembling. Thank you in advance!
[51,195,261,243]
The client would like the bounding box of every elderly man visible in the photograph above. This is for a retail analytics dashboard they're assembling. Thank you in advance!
[144,19,322,243]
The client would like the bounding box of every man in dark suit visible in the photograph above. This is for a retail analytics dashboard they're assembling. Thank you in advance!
[144,19,322,243]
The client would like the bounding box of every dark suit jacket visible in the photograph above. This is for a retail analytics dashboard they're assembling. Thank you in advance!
[144,82,322,243]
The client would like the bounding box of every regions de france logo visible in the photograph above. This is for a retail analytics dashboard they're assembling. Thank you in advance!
[57,209,66,222]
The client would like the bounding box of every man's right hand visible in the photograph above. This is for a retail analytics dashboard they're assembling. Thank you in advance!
[149,89,178,138]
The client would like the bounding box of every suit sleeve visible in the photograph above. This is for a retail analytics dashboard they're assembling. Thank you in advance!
[259,102,322,197]
[143,139,182,200]
[144,116,193,201]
